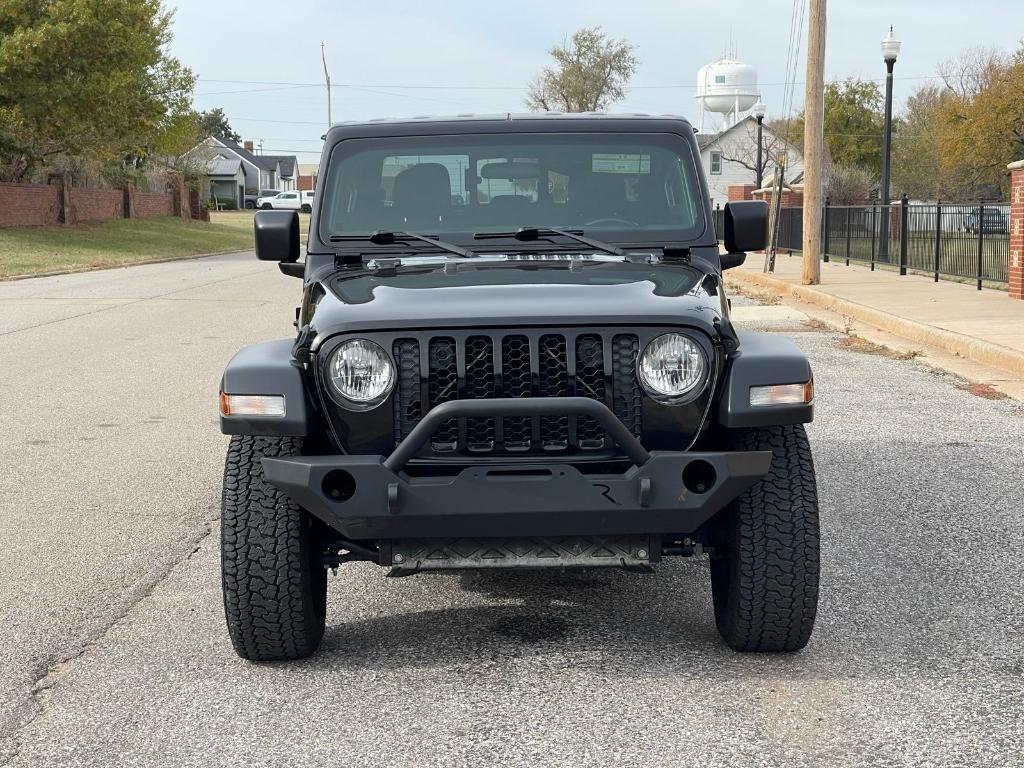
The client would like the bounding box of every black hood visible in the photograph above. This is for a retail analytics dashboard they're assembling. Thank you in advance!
[308,260,730,342]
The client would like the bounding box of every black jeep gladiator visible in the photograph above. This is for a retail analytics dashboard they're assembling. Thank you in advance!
[219,114,819,662]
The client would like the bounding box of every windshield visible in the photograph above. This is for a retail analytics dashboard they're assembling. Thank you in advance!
[318,132,706,245]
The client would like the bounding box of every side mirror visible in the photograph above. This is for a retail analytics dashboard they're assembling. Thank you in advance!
[720,252,747,270]
[255,210,300,262]
[722,200,768,266]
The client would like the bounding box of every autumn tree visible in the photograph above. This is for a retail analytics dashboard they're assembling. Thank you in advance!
[525,27,638,113]
[0,0,195,181]
[934,45,1024,198]
[787,79,884,170]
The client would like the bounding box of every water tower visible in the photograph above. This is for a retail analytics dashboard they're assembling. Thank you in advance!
[696,57,759,132]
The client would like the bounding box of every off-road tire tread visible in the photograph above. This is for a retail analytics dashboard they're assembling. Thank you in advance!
[711,424,819,652]
[221,435,326,661]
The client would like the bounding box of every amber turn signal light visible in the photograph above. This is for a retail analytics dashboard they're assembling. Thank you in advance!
[219,392,286,417]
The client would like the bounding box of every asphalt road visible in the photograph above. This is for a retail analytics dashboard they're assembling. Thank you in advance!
[1,257,1022,767]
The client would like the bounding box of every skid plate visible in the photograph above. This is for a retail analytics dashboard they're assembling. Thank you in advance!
[386,535,656,571]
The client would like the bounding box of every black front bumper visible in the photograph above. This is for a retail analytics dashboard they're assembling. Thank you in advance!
[261,398,771,539]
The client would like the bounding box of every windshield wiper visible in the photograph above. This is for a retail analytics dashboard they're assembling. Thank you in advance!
[473,226,624,256]
[329,231,476,258]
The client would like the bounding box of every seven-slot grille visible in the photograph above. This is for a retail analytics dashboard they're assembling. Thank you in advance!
[392,331,643,456]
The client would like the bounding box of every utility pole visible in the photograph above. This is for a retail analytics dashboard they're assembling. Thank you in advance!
[321,42,332,129]
[801,0,826,285]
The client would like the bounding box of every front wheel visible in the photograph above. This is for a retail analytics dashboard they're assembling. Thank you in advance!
[301,204,312,213]
[221,435,328,661]
[710,424,820,652]
[260,203,272,210]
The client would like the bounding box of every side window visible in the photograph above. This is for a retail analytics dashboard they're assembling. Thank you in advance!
[714,74,726,84]
[710,151,723,175]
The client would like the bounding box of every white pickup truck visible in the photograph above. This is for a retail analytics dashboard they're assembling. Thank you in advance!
[256,190,314,213]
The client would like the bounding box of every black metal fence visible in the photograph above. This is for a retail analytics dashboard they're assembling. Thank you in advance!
[714,199,1011,288]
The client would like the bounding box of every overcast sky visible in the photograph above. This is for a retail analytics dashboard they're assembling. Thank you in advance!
[169,0,1022,162]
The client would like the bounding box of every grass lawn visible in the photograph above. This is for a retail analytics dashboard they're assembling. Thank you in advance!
[0,210,310,280]
[209,210,311,243]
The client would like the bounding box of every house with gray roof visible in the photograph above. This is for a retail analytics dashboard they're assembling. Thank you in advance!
[203,156,246,208]
[216,137,299,192]
[185,137,300,207]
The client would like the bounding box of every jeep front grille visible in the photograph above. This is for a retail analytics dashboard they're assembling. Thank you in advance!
[391,330,642,456]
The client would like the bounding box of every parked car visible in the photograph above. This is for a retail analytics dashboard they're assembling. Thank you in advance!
[244,189,280,210]
[301,190,314,213]
[219,115,819,662]
[256,190,303,210]
[962,208,1007,234]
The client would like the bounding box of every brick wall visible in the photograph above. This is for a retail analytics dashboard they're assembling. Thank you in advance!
[752,186,804,208]
[727,184,756,202]
[1009,161,1024,299]
[0,183,61,226]
[73,188,123,221]
[0,181,175,227]
[136,192,173,218]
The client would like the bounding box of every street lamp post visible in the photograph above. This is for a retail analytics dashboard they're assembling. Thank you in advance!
[878,27,901,263]
[752,99,767,189]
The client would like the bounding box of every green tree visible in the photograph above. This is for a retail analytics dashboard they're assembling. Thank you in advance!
[198,108,241,143]
[0,0,195,181]
[788,79,884,170]
[525,27,638,113]
[891,84,950,199]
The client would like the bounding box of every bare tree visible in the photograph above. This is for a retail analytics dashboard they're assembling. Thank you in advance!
[824,163,876,204]
[716,120,794,186]
[525,27,638,113]
[939,47,1007,99]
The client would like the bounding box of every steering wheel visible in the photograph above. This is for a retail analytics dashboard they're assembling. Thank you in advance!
[584,217,639,227]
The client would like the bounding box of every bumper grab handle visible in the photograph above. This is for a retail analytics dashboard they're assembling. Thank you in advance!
[383,397,651,472]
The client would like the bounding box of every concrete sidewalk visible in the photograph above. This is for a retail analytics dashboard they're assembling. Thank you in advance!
[728,254,1024,378]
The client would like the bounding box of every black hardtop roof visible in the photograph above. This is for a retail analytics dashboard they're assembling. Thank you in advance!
[325,113,697,141]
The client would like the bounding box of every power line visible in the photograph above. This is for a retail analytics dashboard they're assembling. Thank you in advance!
[193,74,943,94]
[194,84,320,96]
[223,116,326,125]
[243,136,324,142]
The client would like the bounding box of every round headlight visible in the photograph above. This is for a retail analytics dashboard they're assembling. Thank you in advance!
[638,333,707,402]
[327,339,395,409]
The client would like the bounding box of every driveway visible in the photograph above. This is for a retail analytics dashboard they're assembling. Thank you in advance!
[1,260,1022,766]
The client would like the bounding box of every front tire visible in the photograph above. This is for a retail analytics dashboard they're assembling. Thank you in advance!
[710,424,820,652]
[261,203,272,210]
[221,435,327,661]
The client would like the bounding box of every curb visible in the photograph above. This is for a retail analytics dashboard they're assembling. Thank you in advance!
[1,249,254,282]
[729,267,1024,377]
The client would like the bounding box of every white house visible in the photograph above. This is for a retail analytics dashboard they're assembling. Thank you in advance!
[697,116,805,207]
